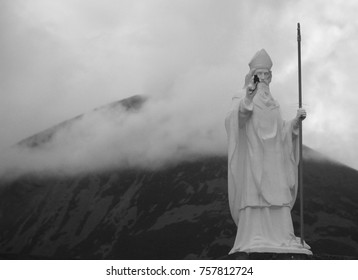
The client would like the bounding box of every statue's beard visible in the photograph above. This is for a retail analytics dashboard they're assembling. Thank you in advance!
[257,82,270,94]
[256,82,275,106]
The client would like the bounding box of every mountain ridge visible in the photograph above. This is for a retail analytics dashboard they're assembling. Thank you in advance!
[17,95,146,149]
[13,94,354,173]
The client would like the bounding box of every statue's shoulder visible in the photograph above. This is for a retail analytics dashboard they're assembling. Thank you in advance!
[228,93,244,111]
[226,92,244,118]
[231,92,245,102]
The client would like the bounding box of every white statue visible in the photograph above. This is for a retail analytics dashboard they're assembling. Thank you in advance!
[225,49,312,255]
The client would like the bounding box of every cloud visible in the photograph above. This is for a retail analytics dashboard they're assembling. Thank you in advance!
[0,63,236,179]
[1,0,358,180]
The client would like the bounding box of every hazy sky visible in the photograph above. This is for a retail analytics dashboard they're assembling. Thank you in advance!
[1,0,358,175]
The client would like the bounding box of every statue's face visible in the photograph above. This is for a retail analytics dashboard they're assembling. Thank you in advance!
[254,68,271,85]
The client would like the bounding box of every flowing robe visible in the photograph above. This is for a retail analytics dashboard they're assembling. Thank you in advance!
[225,90,311,254]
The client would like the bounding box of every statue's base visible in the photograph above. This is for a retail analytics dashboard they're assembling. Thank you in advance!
[229,245,312,256]
[226,252,311,260]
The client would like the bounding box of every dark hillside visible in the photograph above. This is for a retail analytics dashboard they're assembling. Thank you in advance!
[1,153,357,259]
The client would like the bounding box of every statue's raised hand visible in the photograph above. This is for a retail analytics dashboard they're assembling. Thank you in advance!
[245,68,258,101]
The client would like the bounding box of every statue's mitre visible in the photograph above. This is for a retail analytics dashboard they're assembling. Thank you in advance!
[248,49,273,70]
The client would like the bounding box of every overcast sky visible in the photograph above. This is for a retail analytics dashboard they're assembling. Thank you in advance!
[1,0,358,175]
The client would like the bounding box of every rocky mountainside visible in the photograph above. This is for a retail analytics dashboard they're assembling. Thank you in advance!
[0,95,357,260]
[1,152,358,259]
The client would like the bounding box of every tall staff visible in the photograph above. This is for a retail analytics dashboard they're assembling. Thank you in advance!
[297,22,304,246]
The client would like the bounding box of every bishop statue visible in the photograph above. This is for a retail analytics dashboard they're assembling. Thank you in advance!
[225,49,312,255]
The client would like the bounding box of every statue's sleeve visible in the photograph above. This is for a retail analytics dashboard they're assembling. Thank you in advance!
[291,118,300,136]
[225,94,249,225]
[238,97,253,128]
[282,118,300,207]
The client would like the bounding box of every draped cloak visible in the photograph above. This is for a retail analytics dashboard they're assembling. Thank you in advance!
[225,89,312,254]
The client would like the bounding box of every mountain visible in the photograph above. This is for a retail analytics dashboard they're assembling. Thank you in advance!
[0,96,358,260]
